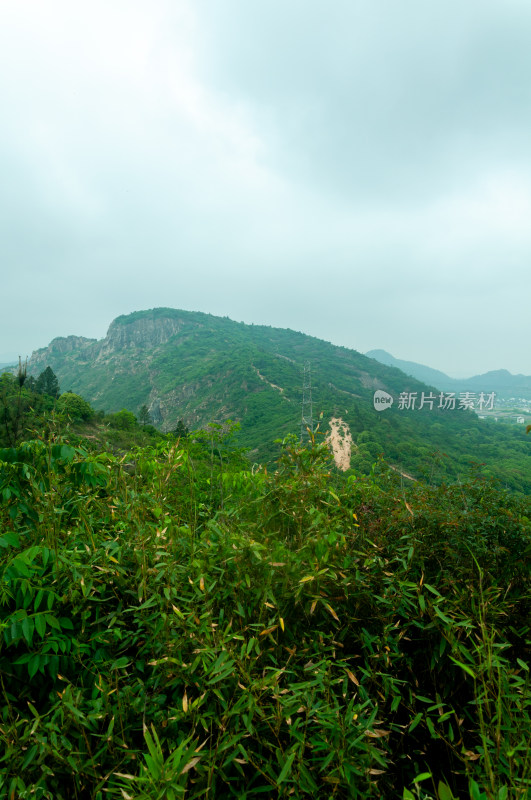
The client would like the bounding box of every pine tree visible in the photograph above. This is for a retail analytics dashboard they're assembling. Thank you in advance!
[35,366,60,398]
[138,404,151,427]
[173,419,189,438]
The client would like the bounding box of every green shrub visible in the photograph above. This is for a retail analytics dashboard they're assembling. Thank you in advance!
[57,392,94,421]
[105,408,138,430]
[0,433,529,798]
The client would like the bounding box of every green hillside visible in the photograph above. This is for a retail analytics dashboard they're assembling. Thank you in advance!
[24,308,530,492]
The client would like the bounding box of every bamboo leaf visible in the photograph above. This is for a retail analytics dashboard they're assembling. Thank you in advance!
[260,625,278,637]
[324,603,339,622]
[346,669,359,686]
[181,756,201,774]
[408,712,423,732]
[413,772,432,783]
[277,751,296,785]
[449,657,476,679]
[438,781,456,800]
[21,615,34,645]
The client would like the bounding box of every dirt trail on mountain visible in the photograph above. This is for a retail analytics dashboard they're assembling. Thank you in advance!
[252,366,285,394]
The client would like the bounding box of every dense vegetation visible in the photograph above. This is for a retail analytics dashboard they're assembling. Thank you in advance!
[17,307,530,493]
[0,374,529,797]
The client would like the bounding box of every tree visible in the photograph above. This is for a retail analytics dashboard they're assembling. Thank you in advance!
[35,366,60,398]
[0,373,23,446]
[138,404,151,427]
[16,356,27,388]
[58,392,94,421]
[106,409,137,430]
[0,360,44,446]
[173,419,189,438]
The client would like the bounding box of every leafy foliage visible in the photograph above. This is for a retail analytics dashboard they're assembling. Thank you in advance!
[105,409,138,430]
[57,393,94,421]
[0,427,529,798]
[0,372,52,447]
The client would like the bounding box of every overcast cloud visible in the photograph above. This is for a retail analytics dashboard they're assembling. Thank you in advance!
[1,0,530,377]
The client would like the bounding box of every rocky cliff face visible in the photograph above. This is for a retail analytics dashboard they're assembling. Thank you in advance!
[27,310,197,372]
[96,313,195,358]
[28,336,96,374]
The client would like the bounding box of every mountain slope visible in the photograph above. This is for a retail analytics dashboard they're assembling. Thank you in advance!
[25,308,530,489]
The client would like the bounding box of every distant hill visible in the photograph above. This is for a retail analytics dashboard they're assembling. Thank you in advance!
[366,349,531,400]
[365,350,453,390]
[19,308,530,491]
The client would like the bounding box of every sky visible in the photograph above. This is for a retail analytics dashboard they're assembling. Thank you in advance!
[1,0,530,378]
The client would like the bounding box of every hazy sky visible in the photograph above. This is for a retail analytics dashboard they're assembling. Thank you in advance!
[1,0,530,377]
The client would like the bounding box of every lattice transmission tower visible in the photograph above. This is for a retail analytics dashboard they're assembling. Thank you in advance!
[300,360,314,441]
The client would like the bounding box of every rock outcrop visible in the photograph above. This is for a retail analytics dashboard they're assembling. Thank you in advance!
[99,313,192,357]
[28,336,96,373]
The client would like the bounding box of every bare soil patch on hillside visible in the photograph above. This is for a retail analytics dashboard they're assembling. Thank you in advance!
[326,417,353,471]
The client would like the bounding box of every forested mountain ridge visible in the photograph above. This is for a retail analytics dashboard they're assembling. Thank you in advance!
[21,307,530,490]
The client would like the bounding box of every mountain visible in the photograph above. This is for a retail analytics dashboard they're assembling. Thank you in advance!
[365,349,454,390]
[22,308,530,490]
[366,350,531,399]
